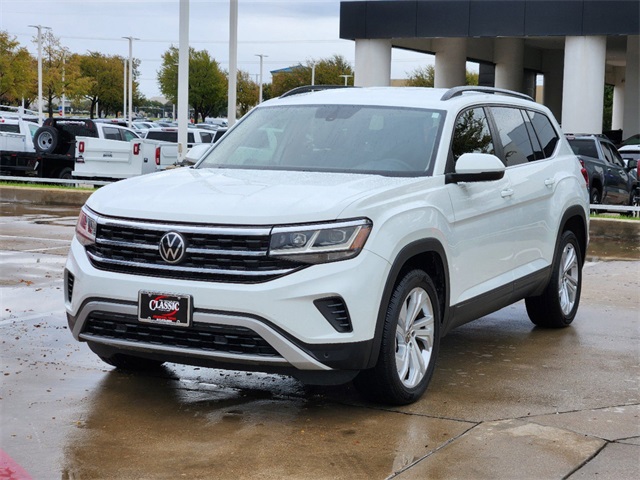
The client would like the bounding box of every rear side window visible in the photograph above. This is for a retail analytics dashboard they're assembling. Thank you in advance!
[527,111,559,158]
[451,107,494,161]
[103,127,121,140]
[489,107,535,166]
[568,139,598,159]
[0,124,20,133]
[200,132,213,143]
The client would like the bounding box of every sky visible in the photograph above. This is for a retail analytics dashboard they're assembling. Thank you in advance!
[0,0,434,100]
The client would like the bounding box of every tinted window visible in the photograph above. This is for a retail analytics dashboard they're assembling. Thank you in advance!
[103,127,121,140]
[0,124,20,133]
[451,107,494,161]
[601,142,625,168]
[200,132,213,143]
[147,131,177,142]
[490,107,535,166]
[522,112,544,160]
[527,111,559,158]
[568,139,598,159]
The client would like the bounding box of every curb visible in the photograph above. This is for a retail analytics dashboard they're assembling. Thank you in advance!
[0,186,93,206]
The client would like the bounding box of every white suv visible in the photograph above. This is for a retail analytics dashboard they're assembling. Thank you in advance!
[65,86,590,405]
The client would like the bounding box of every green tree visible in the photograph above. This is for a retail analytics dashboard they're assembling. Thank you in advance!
[602,84,614,132]
[78,52,139,118]
[0,30,36,105]
[237,70,259,116]
[158,46,227,123]
[39,31,72,117]
[406,65,435,87]
[406,65,479,87]
[269,54,354,97]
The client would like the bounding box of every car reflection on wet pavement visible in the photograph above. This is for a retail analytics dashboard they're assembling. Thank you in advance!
[1,203,638,479]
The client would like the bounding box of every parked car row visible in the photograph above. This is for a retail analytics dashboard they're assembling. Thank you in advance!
[0,114,226,180]
[566,133,639,210]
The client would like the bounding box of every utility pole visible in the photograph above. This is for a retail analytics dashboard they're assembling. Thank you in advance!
[29,24,51,125]
[123,58,127,119]
[255,54,268,103]
[122,36,139,128]
[228,0,238,126]
[177,0,189,160]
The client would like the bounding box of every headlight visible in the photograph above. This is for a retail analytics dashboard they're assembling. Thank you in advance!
[269,219,372,264]
[76,207,98,246]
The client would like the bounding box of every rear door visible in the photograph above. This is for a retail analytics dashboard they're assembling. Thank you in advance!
[488,106,561,280]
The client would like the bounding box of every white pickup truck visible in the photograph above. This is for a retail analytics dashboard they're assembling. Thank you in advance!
[1,117,140,179]
[73,137,180,180]
[72,127,216,180]
[0,117,38,152]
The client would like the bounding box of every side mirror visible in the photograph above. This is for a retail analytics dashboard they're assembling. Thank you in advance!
[445,153,506,184]
[624,158,638,170]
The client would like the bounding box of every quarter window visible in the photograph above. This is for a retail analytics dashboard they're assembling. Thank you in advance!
[451,107,494,161]
[527,111,559,158]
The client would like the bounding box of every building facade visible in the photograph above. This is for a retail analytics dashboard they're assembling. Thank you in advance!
[340,0,639,137]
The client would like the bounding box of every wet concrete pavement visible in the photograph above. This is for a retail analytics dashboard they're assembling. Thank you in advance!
[1,202,639,479]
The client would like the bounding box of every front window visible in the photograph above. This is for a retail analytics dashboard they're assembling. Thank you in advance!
[197,105,445,176]
[451,107,494,161]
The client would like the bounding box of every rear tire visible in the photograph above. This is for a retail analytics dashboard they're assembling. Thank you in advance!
[57,167,73,180]
[525,230,582,328]
[354,269,440,405]
[34,126,59,154]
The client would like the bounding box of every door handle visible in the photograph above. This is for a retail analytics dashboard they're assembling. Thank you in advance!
[501,189,514,198]
[544,178,555,187]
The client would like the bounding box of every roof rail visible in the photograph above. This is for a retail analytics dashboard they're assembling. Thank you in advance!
[279,85,356,98]
[441,86,533,102]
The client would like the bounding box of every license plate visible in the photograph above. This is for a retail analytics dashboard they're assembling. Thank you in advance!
[138,291,192,327]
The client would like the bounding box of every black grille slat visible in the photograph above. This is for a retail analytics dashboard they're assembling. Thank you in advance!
[84,312,280,357]
[86,220,306,283]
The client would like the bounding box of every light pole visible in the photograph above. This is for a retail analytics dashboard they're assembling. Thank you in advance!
[311,62,316,86]
[29,24,51,125]
[339,74,353,86]
[228,0,238,126]
[123,58,127,119]
[255,54,268,103]
[122,36,139,128]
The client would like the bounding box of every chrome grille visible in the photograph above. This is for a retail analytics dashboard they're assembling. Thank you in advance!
[85,216,306,283]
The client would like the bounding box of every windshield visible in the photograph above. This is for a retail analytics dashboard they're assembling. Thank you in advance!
[197,105,444,176]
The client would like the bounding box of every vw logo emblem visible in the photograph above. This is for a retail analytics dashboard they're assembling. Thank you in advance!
[159,232,186,264]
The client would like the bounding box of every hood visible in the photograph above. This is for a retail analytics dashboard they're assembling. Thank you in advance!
[86,167,413,224]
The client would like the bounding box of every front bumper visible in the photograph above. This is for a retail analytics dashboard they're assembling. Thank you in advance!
[65,237,389,373]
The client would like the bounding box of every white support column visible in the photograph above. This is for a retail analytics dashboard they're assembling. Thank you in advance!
[354,39,391,87]
[433,38,467,88]
[562,36,606,134]
[542,50,564,122]
[494,38,524,92]
[622,35,639,139]
[611,67,625,131]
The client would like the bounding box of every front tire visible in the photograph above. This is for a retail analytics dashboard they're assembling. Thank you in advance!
[525,230,582,328]
[354,269,440,405]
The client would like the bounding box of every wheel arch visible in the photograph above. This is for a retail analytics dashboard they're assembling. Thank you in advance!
[558,205,588,266]
[365,238,450,369]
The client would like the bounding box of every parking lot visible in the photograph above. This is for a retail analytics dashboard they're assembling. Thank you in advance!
[1,199,639,479]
